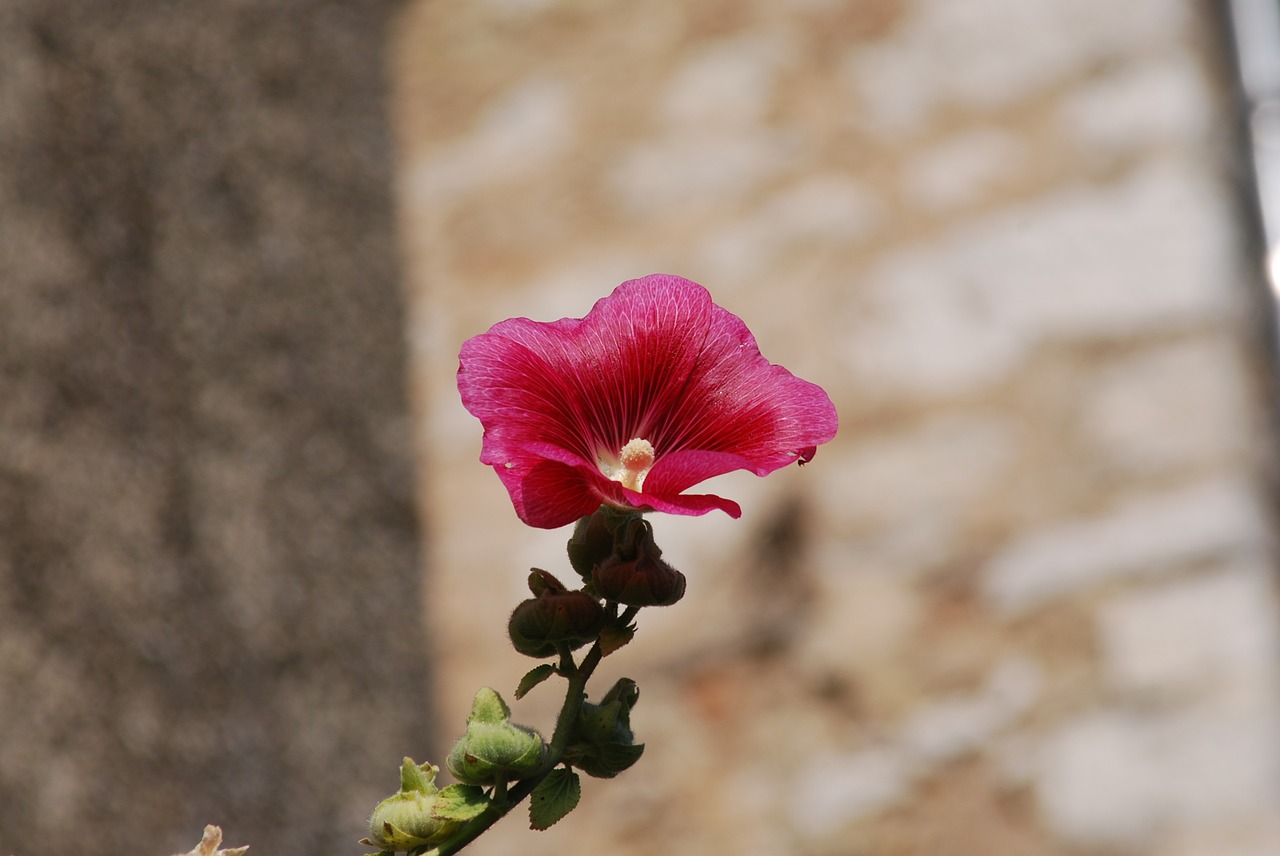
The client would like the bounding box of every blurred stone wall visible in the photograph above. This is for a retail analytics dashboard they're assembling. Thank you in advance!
[0,2,431,854]
[394,1,1280,855]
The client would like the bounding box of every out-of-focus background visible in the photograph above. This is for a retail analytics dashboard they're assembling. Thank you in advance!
[3,1,1280,855]
[397,1,1280,855]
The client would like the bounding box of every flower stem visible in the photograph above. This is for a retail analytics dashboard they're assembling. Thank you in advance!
[489,774,508,808]
[547,642,601,761]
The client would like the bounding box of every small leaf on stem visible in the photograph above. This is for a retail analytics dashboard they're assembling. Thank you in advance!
[529,768,581,830]
[515,663,557,699]
[598,622,635,657]
[432,784,491,822]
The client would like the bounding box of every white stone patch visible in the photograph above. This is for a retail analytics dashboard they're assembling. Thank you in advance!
[1097,560,1280,699]
[839,247,1027,394]
[840,42,936,137]
[615,30,802,215]
[1057,53,1212,156]
[789,658,1042,839]
[788,746,914,838]
[842,159,1235,396]
[608,132,798,215]
[1080,338,1252,476]
[902,127,1028,212]
[519,254,654,321]
[409,75,575,203]
[1163,816,1280,856]
[816,412,1018,526]
[983,478,1270,612]
[796,572,922,676]
[926,0,1186,109]
[661,36,788,129]
[929,0,1084,107]
[840,0,1189,132]
[475,0,554,14]
[900,657,1042,765]
[698,173,882,279]
[1034,707,1280,849]
[953,159,1234,339]
[775,0,847,8]
[760,174,884,241]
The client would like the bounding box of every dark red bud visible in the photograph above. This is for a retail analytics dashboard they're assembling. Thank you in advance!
[591,519,685,607]
[508,588,605,658]
[567,507,634,581]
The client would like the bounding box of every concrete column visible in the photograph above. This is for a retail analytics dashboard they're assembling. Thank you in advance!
[0,2,429,853]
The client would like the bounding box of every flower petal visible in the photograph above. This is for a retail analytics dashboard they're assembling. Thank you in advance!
[643,449,755,495]
[649,291,838,471]
[619,488,742,519]
[458,276,712,467]
[591,469,743,520]
[458,274,837,528]
[492,457,603,529]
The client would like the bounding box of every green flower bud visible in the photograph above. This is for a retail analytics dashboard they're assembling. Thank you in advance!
[591,519,685,607]
[508,570,606,658]
[447,687,546,786]
[564,678,645,779]
[363,758,461,852]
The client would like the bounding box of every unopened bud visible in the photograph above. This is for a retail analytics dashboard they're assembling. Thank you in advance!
[591,518,685,607]
[509,571,606,658]
[447,688,546,786]
[364,759,461,851]
[564,678,645,779]
[566,509,618,580]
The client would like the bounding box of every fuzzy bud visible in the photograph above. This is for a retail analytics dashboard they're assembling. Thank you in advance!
[508,570,606,658]
[364,759,461,851]
[591,518,685,607]
[564,678,645,779]
[566,509,618,581]
[447,688,546,786]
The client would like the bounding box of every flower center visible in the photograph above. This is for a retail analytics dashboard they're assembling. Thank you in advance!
[611,437,655,492]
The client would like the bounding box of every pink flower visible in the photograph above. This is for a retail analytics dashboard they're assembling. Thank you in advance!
[457,274,839,529]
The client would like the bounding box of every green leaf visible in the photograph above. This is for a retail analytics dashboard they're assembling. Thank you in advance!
[598,622,635,657]
[515,663,557,700]
[529,768,581,831]
[432,784,490,822]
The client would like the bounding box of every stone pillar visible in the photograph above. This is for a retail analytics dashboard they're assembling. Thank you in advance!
[0,2,429,853]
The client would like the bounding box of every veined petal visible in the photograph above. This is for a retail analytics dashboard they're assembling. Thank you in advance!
[650,302,838,468]
[460,278,711,453]
[643,449,757,495]
[493,458,602,530]
[458,275,838,528]
[616,487,743,519]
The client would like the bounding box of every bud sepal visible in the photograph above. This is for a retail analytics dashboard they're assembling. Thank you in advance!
[563,678,645,779]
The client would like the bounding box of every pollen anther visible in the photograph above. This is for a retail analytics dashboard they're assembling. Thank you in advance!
[616,437,655,492]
